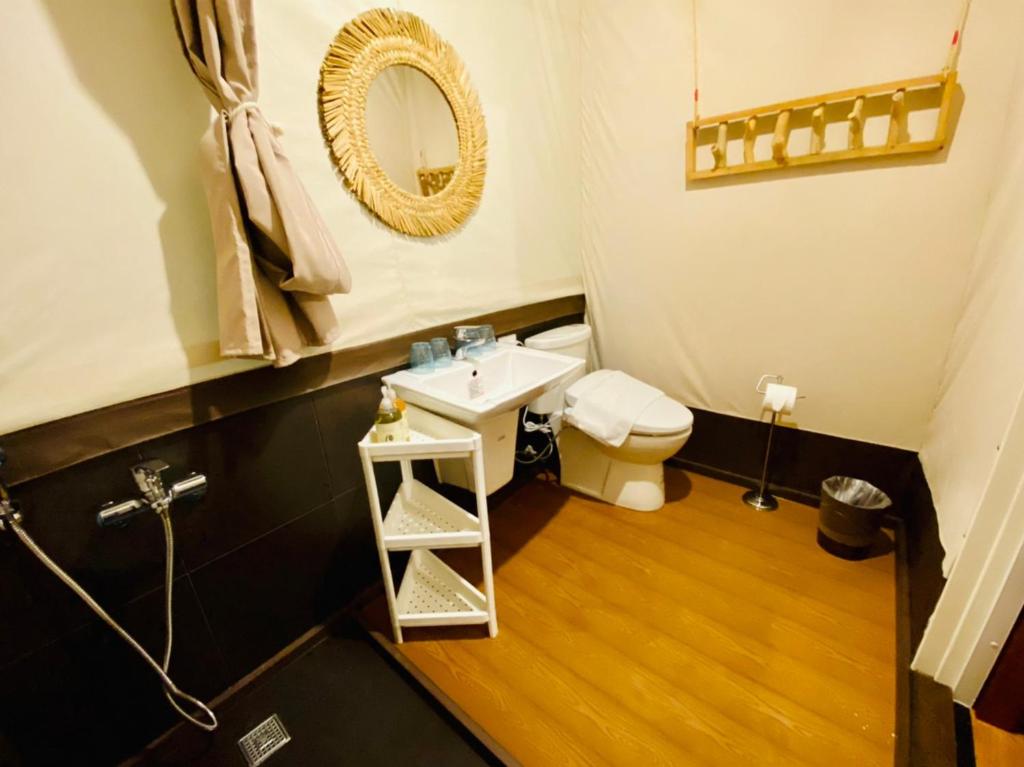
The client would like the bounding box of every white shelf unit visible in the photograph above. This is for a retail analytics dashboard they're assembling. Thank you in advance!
[359,404,498,643]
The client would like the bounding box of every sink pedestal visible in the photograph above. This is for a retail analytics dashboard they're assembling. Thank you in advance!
[434,410,518,494]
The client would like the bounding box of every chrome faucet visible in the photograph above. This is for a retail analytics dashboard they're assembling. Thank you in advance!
[97,460,207,528]
[453,325,488,360]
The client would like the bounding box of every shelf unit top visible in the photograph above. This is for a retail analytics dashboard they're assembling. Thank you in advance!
[359,404,481,460]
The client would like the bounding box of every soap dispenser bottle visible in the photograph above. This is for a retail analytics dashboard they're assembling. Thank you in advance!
[372,386,405,443]
[386,384,410,440]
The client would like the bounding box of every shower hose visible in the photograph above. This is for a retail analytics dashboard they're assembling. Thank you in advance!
[8,509,218,731]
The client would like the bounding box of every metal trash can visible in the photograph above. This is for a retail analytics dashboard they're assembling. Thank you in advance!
[817,476,892,559]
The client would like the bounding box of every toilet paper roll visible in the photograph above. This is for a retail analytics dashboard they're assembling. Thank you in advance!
[762,383,798,414]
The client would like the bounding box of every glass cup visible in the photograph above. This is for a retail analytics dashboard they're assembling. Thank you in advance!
[461,325,497,359]
[462,326,485,359]
[409,342,434,374]
[430,337,453,368]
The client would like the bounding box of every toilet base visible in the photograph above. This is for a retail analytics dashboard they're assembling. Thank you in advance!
[557,426,686,512]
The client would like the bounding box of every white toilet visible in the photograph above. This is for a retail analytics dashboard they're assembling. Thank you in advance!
[524,324,693,512]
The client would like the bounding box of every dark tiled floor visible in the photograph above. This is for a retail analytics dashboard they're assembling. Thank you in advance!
[137,621,497,767]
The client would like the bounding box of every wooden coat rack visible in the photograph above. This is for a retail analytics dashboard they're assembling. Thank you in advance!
[686,71,957,181]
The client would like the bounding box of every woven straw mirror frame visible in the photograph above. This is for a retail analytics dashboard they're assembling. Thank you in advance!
[318,9,487,237]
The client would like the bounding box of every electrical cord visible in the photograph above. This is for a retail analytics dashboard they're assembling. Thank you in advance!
[8,511,218,731]
[516,408,556,465]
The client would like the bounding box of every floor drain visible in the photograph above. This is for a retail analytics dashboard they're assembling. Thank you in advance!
[238,714,291,766]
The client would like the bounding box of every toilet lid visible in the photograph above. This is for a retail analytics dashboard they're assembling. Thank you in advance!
[565,370,694,436]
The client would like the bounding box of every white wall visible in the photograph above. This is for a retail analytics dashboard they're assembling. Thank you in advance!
[6,0,1023,528]
[912,38,1024,698]
[911,18,1024,703]
[913,384,1024,703]
[580,0,1024,450]
[920,47,1024,573]
[0,0,583,435]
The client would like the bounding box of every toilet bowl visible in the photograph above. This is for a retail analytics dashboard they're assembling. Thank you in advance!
[524,325,693,512]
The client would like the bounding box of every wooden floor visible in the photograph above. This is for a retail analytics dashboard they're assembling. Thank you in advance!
[363,469,896,766]
[974,713,1024,767]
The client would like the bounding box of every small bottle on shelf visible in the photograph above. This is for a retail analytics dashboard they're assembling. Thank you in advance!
[372,386,406,443]
[386,384,411,440]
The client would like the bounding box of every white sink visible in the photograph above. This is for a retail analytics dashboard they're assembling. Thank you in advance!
[384,345,584,426]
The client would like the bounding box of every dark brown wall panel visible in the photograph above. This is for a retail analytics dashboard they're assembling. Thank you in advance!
[3,295,586,486]
[0,300,584,765]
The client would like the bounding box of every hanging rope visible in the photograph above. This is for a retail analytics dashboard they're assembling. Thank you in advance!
[944,0,973,72]
[691,0,700,121]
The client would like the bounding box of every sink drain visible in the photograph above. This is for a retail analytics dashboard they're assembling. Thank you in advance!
[238,714,291,766]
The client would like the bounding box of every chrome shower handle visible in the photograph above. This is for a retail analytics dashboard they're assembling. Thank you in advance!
[170,473,207,502]
[96,498,147,528]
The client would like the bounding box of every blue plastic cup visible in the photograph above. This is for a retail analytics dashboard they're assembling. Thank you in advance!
[409,342,434,374]
[430,337,453,368]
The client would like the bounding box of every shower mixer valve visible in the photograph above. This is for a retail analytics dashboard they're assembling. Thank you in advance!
[97,459,207,528]
[0,447,219,730]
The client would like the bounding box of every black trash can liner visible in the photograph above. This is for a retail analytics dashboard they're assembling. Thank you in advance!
[817,476,892,560]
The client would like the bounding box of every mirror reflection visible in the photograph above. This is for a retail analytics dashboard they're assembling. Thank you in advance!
[365,65,460,196]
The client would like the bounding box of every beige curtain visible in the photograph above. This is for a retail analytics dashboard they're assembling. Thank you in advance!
[171,0,351,367]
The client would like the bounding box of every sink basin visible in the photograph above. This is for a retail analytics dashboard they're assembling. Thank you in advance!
[384,346,584,425]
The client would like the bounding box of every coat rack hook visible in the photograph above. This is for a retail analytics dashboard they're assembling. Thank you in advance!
[810,105,826,155]
[887,89,908,148]
[743,116,758,164]
[711,122,728,170]
[772,110,792,162]
[847,96,865,150]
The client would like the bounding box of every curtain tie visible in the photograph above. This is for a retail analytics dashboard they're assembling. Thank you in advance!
[225,101,284,138]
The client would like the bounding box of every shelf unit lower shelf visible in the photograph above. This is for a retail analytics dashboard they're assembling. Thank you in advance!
[382,479,482,550]
[396,549,490,628]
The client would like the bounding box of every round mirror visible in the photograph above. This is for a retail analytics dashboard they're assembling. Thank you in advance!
[318,9,487,237]
[366,65,460,197]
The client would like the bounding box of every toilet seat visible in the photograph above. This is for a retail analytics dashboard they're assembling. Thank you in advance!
[630,396,694,436]
[565,370,693,437]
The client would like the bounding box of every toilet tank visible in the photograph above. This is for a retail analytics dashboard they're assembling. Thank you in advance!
[524,324,592,415]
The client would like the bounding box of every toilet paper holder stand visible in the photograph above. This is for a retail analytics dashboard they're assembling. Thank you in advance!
[743,375,804,512]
